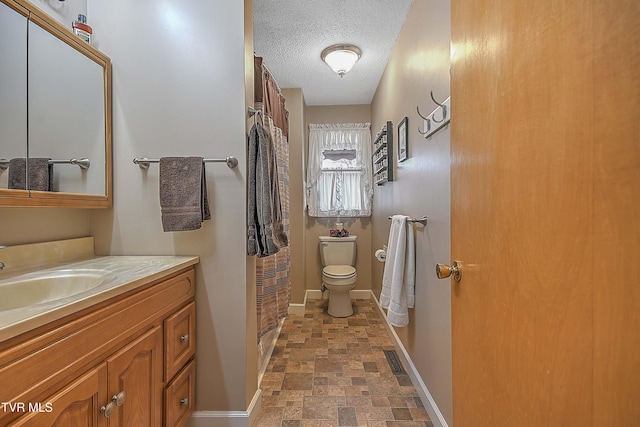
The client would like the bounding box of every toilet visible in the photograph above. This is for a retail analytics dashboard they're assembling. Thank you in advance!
[319,235,357,317]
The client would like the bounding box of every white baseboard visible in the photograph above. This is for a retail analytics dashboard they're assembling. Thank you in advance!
[304,289,372,301]
[288,289,308,316]
[372,292,449,427]
[188,389,261,427]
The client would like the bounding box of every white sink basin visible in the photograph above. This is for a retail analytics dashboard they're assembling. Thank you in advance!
[0,269,109,311]
[0,255,199,342]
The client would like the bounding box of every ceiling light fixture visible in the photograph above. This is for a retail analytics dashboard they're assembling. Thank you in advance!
[321,45,361,78]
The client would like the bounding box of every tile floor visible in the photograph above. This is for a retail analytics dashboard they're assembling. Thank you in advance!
[252,298,433,427]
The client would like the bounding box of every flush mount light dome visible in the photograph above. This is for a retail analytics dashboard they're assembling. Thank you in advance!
[321,45,361,78]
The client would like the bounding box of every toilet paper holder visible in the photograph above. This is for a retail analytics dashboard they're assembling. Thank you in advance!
[375,245,387,262]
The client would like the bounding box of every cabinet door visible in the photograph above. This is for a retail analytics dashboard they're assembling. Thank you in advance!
[106,327,163,427]
[10,363,108,427]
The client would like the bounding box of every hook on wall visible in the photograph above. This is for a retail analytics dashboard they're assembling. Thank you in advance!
[417,105,431,135]
[429,91,447,123]
[416,90,451,139]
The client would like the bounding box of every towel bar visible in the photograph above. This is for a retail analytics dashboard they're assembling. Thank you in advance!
[387,215,428,225]
[0,158,90,170]
[133,156,239,170]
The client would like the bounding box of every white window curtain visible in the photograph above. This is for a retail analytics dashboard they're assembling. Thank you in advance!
[306,123,373,217]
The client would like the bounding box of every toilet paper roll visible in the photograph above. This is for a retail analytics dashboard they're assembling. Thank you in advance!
[375,249,386,262]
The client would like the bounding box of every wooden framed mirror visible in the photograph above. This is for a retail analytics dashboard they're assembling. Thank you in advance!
[0,0,112,208]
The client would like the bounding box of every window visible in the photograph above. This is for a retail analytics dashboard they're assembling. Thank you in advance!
[306,123,372,217]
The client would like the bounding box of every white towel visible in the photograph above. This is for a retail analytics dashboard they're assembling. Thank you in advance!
[380,215,415,327]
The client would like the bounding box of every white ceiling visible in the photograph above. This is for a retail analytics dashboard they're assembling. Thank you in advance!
[253,0,414,106]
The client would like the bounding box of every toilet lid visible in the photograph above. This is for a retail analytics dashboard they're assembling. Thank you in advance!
[323,265,356,279]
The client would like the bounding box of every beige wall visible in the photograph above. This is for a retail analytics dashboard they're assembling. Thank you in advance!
[281,88,306,304]
[303,105,373,296]
[85,0,253,414]
[370,0,452,424]
[0,209,90,246]
[28,0,86,28]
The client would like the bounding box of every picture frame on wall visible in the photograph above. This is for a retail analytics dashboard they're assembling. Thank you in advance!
[398,116,408,162]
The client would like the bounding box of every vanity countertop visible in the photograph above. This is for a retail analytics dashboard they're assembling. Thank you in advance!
[0,255,199,343]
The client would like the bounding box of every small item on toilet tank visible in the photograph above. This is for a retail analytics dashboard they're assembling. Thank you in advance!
[336,222,343,230]
[375,249,386,262]
[329,227,349,237]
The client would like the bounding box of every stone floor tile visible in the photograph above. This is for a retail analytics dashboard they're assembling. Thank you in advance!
[338,407,358,426]
[409,407,430,421]
[386,422,430,427]
[283,406,303,420]
[283,373,314,390]
[391,407,412,420]
[254,299,426,427]
[252,406,283,426]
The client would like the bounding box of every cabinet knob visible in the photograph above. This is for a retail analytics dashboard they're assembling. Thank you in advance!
[100,402,115,418]
[180,397,189,406]
[180,334,189,343]
[113,391,126,407]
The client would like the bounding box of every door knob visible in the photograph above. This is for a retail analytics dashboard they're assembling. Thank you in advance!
[436,260,462,282]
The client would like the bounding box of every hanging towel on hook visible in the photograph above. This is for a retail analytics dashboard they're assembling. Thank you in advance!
[247,122,288,257]
[380,215,415,327]
[159,156,210,232]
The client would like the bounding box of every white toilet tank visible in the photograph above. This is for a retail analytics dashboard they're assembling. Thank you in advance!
[319,236,357,266]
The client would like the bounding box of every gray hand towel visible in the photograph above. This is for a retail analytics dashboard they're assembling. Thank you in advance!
[159,157,210,232]
[8,158,53,191]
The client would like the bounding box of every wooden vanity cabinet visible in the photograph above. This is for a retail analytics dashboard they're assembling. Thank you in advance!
[0,267,196,427]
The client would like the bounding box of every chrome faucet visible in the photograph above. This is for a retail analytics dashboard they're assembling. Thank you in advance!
[0,262,4,270]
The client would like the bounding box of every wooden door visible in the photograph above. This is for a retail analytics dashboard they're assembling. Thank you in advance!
[451,1,639,425]
[592,1,640,425]
[106,327,163,427]
[10,364,108,427]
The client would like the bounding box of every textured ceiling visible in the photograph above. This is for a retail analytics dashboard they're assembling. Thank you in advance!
[253,0,414,106]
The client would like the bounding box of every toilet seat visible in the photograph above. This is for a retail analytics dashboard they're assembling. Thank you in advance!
[322,265,356,279]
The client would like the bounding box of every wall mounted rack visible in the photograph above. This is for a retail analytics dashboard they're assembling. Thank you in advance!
[372,121,393,185]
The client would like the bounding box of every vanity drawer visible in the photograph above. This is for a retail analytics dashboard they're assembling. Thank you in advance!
[164,359,195,427]
[164,302,195,381]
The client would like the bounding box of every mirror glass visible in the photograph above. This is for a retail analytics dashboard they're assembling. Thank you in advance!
[28,21,106,195]
[0,3,27,194]
[0,0,111,207]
